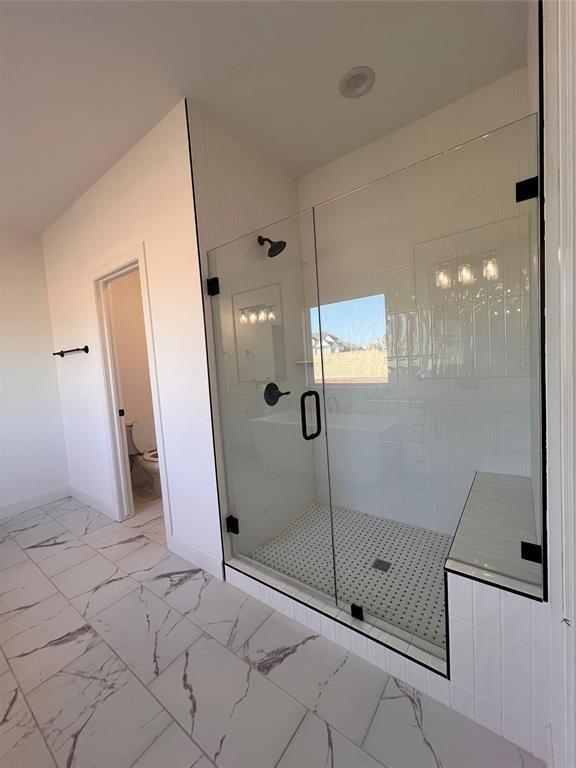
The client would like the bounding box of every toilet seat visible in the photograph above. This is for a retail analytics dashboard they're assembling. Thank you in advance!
[141,449,158,463]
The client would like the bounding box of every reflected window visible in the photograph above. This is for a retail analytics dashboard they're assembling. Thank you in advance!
[311,295,387,384]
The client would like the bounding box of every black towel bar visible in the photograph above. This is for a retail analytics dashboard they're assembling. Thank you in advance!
[53,346,89,357]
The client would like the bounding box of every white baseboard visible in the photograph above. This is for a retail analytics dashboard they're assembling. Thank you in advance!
[166,534,224,580]
[0,487,70,521]
[67,486,117,521]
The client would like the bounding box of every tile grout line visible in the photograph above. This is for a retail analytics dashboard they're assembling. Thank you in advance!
[272,710,309,768]
[359,674,391,751]
[16,529,143,625]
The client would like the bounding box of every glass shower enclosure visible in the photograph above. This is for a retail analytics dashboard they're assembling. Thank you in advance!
[207,115,542,668]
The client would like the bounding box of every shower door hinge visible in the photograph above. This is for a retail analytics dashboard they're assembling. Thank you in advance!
[207,277,220,296]
[226,515,239,534]
[516,176,538,202]
[350,603,364,622]
[521,541,542,563]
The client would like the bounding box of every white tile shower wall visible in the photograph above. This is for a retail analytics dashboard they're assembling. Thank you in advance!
[299,71,537,538]
[314,390,531,535]
[225,566,551,763]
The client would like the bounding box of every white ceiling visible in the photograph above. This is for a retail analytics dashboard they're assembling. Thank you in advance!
[0,1,527,234]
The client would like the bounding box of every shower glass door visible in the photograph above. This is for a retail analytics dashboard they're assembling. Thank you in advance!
[209,115,541,666]
[208,210,337,605]
[313,115,540,660]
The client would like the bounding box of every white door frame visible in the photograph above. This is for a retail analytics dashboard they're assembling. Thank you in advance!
[93,243,170,526]
[543,1,576,765]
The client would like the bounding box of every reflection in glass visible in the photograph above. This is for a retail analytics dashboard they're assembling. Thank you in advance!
[457,263,475,285]
[310,295,387,384]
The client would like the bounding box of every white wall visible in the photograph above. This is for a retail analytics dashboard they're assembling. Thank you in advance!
[187,106,309,554]
[108,269,156,452]
[42,102,222,575]
[187,107,298,253]
[299,68,532,210]
[0,227,68,516]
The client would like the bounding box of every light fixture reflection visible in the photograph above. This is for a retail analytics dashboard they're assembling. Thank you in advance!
[240,305,277,325]
[435,268,452,290]
[483,257,499,281]
[458,264,475,286]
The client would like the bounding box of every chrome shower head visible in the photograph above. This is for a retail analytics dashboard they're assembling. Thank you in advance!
[258,235,286,258]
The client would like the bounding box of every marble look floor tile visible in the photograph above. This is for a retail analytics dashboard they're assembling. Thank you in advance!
[115,540,172,580]
[131,721,213,768]
[0,650,8,674]
[0,528,12,544]
[0,560,57,618]
[362,677,544,768]
[27,641,171,768]
[122,502,164,530]
[277,711,384,768]
[12,519,71,550]
[55,507,113,536]
[142,519,167,544]
[91,586,202,684]
[240,611,387,745]
[138,552,202,597]
[83,524,152,562]
[1,593,99,693]
[51,555,138,618]
[150,633,306,768]
[43,497,89,516]
[149,565,273,652]
[33,539,95,578]
[0,669,57,768]
[0,539,28,573]
[2,509,53,535]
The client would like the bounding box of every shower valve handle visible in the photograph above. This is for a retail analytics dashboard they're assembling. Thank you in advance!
[264,382,291,407]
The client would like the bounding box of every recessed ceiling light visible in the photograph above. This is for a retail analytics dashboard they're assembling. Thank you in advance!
[339,65,375,99]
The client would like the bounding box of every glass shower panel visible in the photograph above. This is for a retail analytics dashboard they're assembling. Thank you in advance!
[313,115,541,658]
[208,211,337,604]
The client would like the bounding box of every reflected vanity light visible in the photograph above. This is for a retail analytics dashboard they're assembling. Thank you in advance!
[458,264,475,285]
[435,267,452,290]
[240,306,277,325]
[483,257,499,281]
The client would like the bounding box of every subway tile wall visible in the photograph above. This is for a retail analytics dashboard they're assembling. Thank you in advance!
[225,566,551,764]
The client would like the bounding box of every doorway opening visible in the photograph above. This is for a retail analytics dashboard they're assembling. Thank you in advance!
[95,254,167,542]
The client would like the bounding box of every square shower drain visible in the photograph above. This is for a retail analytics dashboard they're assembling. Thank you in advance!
[372,558,391,572]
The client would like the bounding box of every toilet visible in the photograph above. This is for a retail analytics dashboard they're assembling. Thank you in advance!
[136,449,162,495]
[125,421,161,496]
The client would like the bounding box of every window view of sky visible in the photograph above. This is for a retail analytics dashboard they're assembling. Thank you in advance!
[310,294,386,348]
